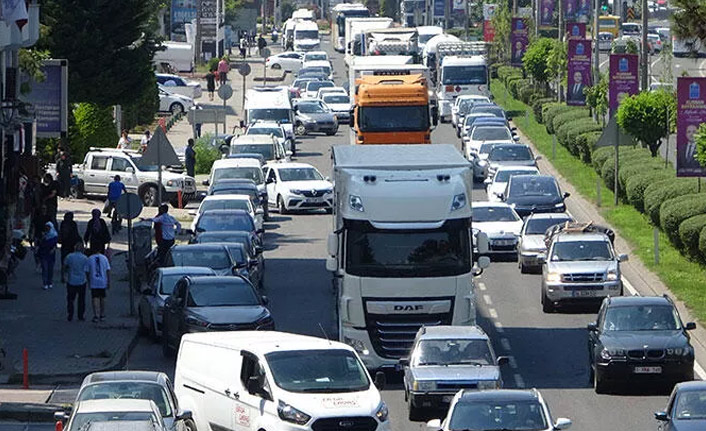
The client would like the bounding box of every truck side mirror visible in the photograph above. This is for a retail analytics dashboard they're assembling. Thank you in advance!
[349,112,355,127]
[373,371,386,390]
[476,231,489,254]
[325,256,337,272]
[431,106,439,126]
[327,232,338,256]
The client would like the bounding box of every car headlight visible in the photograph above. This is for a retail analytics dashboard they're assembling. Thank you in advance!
[277,401,311,425]
[343,336,369,355]
[545,272,561,283]
[323,189,333,194]
[606,270,619,281]
[166,179,181,187]
[600,348,626,360]
[185,316,209,328]
[349,195,364,212]
[451,193,467,211]
[290,189,304,195]
[477,380,500,389]
[412,380,435,391]
[375,401,389,422]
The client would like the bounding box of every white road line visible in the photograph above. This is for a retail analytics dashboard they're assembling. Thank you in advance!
[494,321,505,333]
[701,59,706,77]
[483,294,492,305]
[508,356,518,369]
[489,308,498,319]
[622,276,638,296]
[695,362,706,380]
[501,338,512,351]
[514,374,526,388]
[478,282,487,291]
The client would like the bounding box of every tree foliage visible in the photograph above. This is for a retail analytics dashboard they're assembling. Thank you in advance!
[694,123,706,168]
[671,0,706,45]
[281,0,296,21]
[380,0,398,20]
[616,90,676,157]
[523,38,553,84]
[71,103,119,159]
[546,39,567,86]
[490,2,511,63]
[584,72,609,124]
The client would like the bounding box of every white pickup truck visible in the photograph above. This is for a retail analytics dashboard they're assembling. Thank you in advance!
[49,148,197,207]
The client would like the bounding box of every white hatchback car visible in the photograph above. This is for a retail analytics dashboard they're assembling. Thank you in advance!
[263,162,333,213]
[485,166,540,202]
[322,93,352,122]
[190,194,264,233]
[472,202,523,255]
[303,51,329,62]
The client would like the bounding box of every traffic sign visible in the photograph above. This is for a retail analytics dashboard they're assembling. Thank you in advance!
[218,84,233,100]
[116,193,143,219]
[260,48,271,59]
[238,63,251,76]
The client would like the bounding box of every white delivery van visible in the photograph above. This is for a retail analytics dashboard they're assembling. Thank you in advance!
[244,86,295,141]
[153,41,194,73]
[174,331,390,431]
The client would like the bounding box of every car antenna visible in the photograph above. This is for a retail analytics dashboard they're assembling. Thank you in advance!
[318,323,331,345]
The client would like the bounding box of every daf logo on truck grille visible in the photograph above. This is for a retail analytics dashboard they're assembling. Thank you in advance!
[367,300,452,314]
[394,304,424,311]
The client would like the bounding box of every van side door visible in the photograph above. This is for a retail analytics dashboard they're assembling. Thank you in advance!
[235,352,273,431]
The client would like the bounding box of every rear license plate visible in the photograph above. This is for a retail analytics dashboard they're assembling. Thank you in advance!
[572,290,596,297]
[634,366,662,374]
[493,240,514,246]
[442,395,454,402]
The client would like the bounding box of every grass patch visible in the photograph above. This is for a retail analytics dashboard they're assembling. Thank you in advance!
[491,79,706,323]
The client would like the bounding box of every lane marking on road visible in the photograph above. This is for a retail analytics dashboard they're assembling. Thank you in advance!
[622,276,638,296]
[494,321,505,333]
[483,294,492,305]
[508,356,518,369]
[489,308,498,319]
[695,362,706,380]
[700,59,706,77]
[501,338,512,352]
[514,374,526,388]
[478,282,487,291]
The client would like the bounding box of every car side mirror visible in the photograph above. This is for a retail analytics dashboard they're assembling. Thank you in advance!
[654,411,668,421]
[175,410,193,421]
[249,259,259,267]
[507,116,513,121]
[497,356,509,366]
[426,419,442,431]
[587,322,598,331]
[563,192,571,199]
[513,135,520,142]
[326,256,337,272]
[373,371,386,390]
[497,193,505,200]
[685,322,697,330]
[202,179,210,186]
[261,295,269,305]
[349,112,355,127]
[535,155,542,161]
[285,150,293,158]
[255,245,264,254]
[618,253,629,262]
[553,418,572,430]
[537,252,547,263]
[126,167,135,174]
[256,228,265,234]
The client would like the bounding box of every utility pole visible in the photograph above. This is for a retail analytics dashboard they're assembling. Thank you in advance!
[534,0,539,37]
[593,0,600,84]
[444,0,450,30]
[641,0,649,90]
[195,0,202,65]
[558,0,563,42]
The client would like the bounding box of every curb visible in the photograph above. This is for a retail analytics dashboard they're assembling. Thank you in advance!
[0,402,66,423]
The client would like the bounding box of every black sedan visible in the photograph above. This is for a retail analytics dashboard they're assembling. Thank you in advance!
[160,244,248,278]
[161,276,274,356]
[191,230,264,269]
[588,295,696,393]
[500,174,570,217]
[209,242,263,290]
[655,381,706,430]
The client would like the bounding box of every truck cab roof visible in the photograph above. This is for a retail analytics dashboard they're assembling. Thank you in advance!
[332,144,468,169]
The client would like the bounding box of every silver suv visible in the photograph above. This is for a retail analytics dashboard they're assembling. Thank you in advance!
[399,325,507,421]
[539,223,628,313]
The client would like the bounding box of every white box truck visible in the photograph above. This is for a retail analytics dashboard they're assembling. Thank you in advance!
[344,17,393,66]
[326,145,489,370]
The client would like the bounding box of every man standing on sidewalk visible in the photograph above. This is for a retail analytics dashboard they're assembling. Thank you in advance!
[56,150,73,199]
[107,175,126,234]
[185,139,196,178]
[64,242,88,321]
[86,247,110,322]
[144,204,181,266]
[257,34,267,57]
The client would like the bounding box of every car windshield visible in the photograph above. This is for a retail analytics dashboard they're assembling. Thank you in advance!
[495,169,538,183]
[231,145,274,160]
[130,156,160,172]
[473,206,519,222]
[602,305,681,331]
[200,199,251,214]
[359,105,430,132]
[307,81,333,92]
[294,79,316,90]
[225,245,246,263]
[213,167,263,184]
[69,412,157,431]
[465,115,495,127]
[416,339,494,366]
[188,282,258,307]
[248,108,290,123]
[196,213,255,233]
[449,400,547,430]
[478,143,496,155]
[295,30,319,39]
[675,391,706,420]
[305,53,327,61]
[266,349,370,393]
[509,177,559,197]
[278,167,323,181]
[459,98,489,112]
[489,146,533,162]
[78,383,172,417]
[323,95,349,104]
[551,240,612,262]
[471,127,511,141]
[297,102,327,113]
[212,188,259,204]
[169,249,231,270]
[441,65,487,85]
[248,127,283,138]
[524,218,572,235]
[470,106,504,118]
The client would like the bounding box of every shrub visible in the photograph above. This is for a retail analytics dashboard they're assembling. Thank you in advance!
[558,122,602,157]
[542,104,570,130]
[618,153,665,191]
[645,179,703,225]
[532,98,556,123]
[678,214,706,260]
[518,86,540,104]
[508,77,530,98]
[497,65,520,83]
[575,131,602,163]
[625,170,674,212]
[193,134,221,175]
[699,226,706,262]
[659,194,706,247]
[552,109,590,136]
[592,146,615,172]
[599,147,651,192]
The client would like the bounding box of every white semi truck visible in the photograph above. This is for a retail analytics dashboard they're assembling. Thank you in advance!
[344,17,393,66]
[326,145,489,370]
[434,42,489,122]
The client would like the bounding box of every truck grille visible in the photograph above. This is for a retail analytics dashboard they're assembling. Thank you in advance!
[184,178,196,192]
[562,273,604,282]
[311,417,377,431]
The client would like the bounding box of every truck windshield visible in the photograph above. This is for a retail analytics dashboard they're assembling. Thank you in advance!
[441,65,487,85]
[359,106,429,132]
[296,30,319,40]
[345,219,471,277]
[249,108,291,123]
[266,349,370,393]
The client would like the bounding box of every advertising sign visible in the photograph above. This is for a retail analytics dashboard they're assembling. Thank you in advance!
[539,0,555,26]
[676,77,706,177]
[576,0,590,22]
[452,0,466,13]
[510,17,529,66]
[609,54,638,114]
[567,39,592,106]
[434,0,445,17]
[20,59,68,138]
[564,0,577,20]
[483,4,497,42]
[171,0,197,42]
[566,21,586,39]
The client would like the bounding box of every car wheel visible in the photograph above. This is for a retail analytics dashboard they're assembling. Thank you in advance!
[326,127,338,136]
[519,259,528,274]
[594,368,608,394]
[70,183,84,199]
[170,102,185,115]
[263,204,270,221]
[141,185,158,207]
[295,123,306,136]
[456,129,461,138]
[541,291,554,313]
[271,63,281,70]
[278,195,288,214]
[184,419,197,431]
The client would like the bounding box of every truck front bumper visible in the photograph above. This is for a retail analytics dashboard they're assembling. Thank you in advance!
[341,326,396,370]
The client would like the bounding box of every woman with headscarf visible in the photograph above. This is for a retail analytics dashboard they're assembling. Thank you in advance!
[84,209,111,254]
[38,222,58,290]
[58,212,82,282]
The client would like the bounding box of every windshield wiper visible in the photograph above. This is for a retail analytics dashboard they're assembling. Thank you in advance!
[449,361,487,366]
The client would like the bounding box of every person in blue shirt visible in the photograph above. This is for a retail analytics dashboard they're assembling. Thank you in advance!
[107,175,126,234]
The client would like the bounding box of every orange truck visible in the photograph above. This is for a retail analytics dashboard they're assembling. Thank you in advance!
[351,74,437,145]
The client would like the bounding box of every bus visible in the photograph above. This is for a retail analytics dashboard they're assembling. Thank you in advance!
[331,3,370,52]
[598,15,620,38]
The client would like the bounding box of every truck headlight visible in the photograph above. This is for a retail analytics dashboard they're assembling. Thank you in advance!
[412,380,435,391]
[166,179,181,187]
[277,401,311,425]
[343,336,369,355]
[451,193,467,211]
[606,270,618,281]
[545,272,562,283]
[375,401,389,422]
[477,380,499,389]
[349,195,364,212]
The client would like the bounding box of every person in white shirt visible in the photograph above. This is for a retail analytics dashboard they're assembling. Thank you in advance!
[117,130,131,149]
[140,130,151,153]
[85,248,111,322]
[144,204,182,266]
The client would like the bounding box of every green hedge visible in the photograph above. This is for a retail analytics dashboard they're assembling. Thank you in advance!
[625,170,674,212]
[509,78,531,99]
[533,99,558,123]
[575,131,602,163]
[618,157,666,192]
[559,122,603,158]
[545,106,582,134]
[552,109,590,135]
[497,65,520,83]
[645,179,703,225]
[679,214,706,260]
[542,104,571,129]
[592,146,615,171]
[699,227,706,263]
[599,148,653,192]
[660,194,706,247]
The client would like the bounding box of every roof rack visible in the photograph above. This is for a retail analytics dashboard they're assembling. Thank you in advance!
[436,41,487,58]
[544,221,615,248]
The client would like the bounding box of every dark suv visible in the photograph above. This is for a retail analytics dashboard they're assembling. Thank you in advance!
[587,295,696,393]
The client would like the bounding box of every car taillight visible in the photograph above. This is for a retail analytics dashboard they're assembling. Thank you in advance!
[445,85,454,92]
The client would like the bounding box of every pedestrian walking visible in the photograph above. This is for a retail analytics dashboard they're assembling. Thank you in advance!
[117,130,131,149]
[217,56,230,86]
[58,211,81,282]
[144,204,181,267]
[38,222,58,290]
[86,247,110,322]
[63,242,88,321]
[107,175,126,234]
[40,173,60,227]
[285,35,293,51]
[140,130,151,153]
[239,36,247,58]
[257,34,267,56]
[84,208,111,254]
[205,69,216,101]
[56,150,73,198]
[185,138,196,178]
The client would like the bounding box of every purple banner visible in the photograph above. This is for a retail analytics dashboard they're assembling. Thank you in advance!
[677,77,706,177]
[566,22,586,39]
[609,54,638,114]
[567,39,592,106]
[576,0,590,22]
[511,18,529,66]
[540,0,554,26]
[564,0,577,20]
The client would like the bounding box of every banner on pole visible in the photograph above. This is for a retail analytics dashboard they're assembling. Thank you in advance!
[567,38,592,106]
[676,77,706,177]
[510,17,529,66]
[609,54,638,115]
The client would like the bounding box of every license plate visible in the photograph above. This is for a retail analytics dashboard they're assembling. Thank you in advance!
[572,290,596,297]
[634,366,662,374]
[442,395,454,402]
[305,198,321,203]
[493,240,514,246]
